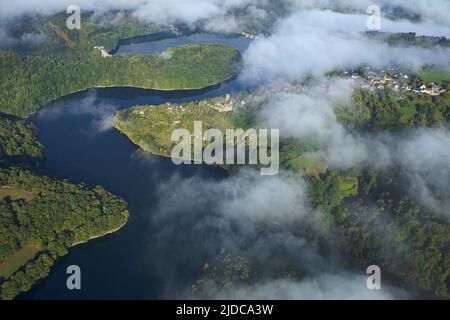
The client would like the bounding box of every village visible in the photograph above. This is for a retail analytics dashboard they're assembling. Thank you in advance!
[94,45,112,57]
[210,66,448,115]
[346,66,447,96]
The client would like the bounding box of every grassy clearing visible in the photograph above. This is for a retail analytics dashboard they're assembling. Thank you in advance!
[419,69,450,82]
[288,154,327,179]
[337,177,359,197]
[0,186,34,201]
[0,245,41,279]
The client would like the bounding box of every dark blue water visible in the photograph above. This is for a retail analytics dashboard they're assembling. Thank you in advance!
[22,34,251,299]
[116,32,250,55]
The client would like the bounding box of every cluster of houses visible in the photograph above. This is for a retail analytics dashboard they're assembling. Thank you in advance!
[166,103,187,113]
[204,92,252,113]
[208,94,235,112]
[347,67,446,96]
[240,32,258,40]
[413,83,446,95]
[94,45,112,57]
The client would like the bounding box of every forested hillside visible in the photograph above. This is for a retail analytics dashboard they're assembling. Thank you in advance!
[6,11,159,55]
[0,117,44,167]
[0,44,241,117]
[338,88,450,129]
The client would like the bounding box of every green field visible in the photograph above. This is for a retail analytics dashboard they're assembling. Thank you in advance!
[337,176,359,197]
[0,245,41,279]
[419,69,450,82]
[287,154,327,179]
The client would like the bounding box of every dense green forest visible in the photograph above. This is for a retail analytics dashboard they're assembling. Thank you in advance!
[0,117,44,168]
[79,12,159,52]
[302,88,450,297]
[0,44,241,117]
[326,88,449,297]
[337,88,450,129]
[0,117,129,299]
[229,0,290,35]
[366,31,450,48]
[0,168,129,299]
[192,249,251,297]
[307,168,450,298]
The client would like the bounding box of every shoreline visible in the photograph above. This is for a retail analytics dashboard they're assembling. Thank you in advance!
[25,74,239,121]
[71,218,129,247]
[3,27,250,120]
[113,124,232,173]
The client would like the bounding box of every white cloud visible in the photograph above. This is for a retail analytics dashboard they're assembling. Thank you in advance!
[212,274,407,299]
[241,10,450,85]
